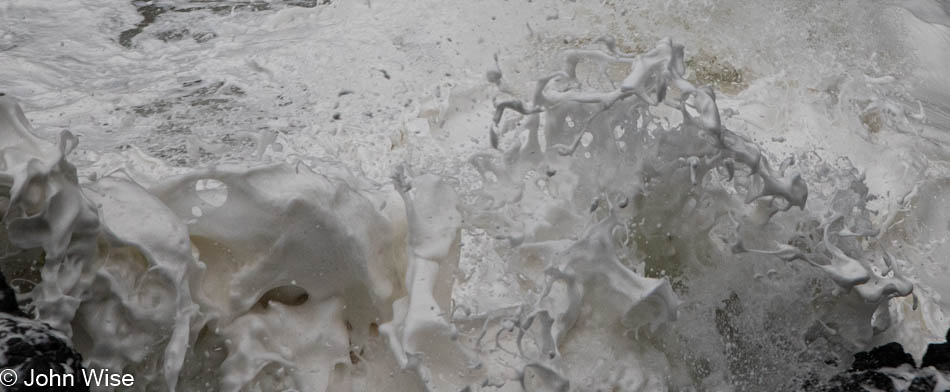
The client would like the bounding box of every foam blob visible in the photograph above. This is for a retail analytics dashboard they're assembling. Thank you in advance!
[380,168,481,391]
[0,97,100,336]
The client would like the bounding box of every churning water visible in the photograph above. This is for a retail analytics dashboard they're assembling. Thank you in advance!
[1,0,950,390]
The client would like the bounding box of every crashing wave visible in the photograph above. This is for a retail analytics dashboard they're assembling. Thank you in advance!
[0,35,934,391]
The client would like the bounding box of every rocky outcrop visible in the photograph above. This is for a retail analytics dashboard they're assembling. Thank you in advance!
[818,330,950,392]
[0,271,88,391]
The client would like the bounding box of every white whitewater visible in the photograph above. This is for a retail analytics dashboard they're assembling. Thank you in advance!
[1,0,949,391]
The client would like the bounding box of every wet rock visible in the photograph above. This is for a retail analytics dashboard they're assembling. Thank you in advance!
[921,329,950,372]
[851,342,915,371]
[0,271,25,317]
[824,370,897,392]
[907,375,936,392]
[0,271,88,392]
[813,329,950,392]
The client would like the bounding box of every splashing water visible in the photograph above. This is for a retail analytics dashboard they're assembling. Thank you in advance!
[1,1,949,391]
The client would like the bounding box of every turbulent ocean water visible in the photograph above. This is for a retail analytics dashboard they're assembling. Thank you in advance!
[1,0,949,391]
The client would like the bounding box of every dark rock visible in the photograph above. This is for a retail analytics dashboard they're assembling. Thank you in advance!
[921,344,950,371]
[811,328,950,392]
[921,328,950,372]
[824,370,897,392]
[0,271,88,391]
[907,375,936,392]
[851,342,915,371]
[0,270,26,317]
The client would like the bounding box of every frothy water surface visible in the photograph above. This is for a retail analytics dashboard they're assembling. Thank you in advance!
[1,0,949,391]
